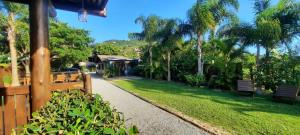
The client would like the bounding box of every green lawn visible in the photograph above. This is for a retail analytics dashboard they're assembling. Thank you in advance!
[113,79,300,135]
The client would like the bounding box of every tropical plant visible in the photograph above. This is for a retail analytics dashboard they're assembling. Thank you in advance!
[155,19,182,81]
[171,40,198,82]
[186,2,216,75]
[204,38,245,90]
[19,90,139,134]
[185,74,206,87]
[129,15,165,79]
[185,0,239,75]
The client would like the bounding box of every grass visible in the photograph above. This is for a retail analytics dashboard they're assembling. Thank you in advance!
[113,79,300,135]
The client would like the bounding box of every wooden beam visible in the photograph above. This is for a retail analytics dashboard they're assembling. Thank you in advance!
[0,86,30,96]
[29,0,51,112]
[50,82,84,91]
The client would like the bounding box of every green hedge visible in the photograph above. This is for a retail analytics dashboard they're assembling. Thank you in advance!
[19,91,138,135]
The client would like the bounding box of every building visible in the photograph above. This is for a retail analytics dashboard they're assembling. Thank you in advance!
[89,54,139,77]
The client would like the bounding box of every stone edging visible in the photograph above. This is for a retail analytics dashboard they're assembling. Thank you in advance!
[109,81,229,135]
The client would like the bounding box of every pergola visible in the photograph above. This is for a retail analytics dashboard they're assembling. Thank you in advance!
[4,0,109,112]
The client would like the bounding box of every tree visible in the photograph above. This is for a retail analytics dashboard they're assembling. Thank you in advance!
[49,20,94,70]
[0,2,27,86]
[186,0,239,75]
[15,12,30,75]
[94,42,122,55]
[130,15,165,79]
[187,2,215,75]
[155,19,182,81]
[258,0,300,53]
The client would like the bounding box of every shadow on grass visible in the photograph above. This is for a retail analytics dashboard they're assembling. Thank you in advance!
[117,79,300,117]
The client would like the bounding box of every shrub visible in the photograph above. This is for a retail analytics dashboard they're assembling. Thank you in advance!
[184,74,206,87]
[103,66,118,78]
[19,91,138,135]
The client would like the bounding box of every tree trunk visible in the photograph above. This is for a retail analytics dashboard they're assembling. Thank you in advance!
[256,44,260,68]
[197,34,204,75]
[7,12,20,86]
[265,47,270,75]
[149,46,153,80]
[25,62,30,76]
[167,51,171,82]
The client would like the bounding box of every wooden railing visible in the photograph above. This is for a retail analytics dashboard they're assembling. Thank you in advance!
[0,73,92,135]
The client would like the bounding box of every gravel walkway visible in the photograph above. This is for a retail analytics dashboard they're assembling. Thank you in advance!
[91,74,209,135]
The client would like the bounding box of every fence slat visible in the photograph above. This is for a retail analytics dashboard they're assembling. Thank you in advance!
[15,95,28,129]
[0,96,4,135]
[4,95,16,135]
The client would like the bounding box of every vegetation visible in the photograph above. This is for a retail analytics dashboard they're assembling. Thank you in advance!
[132,0,300,91]
[129,15,165,79]
[0,2,27,86]
[20,91,138,135]
[50,20,94,70]
[0,6,94,72]
[113,79,300,135]
[94,40,146,59]
[185,74,206,87]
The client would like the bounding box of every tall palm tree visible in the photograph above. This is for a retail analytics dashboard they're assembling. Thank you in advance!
[187,2,216,75]
[253,0,271,67]
[129,15,164,79]
[186,0,239,75]
[155,19,182,81]
[0,2,26,86]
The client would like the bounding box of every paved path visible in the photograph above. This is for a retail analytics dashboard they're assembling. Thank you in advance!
[91,74,209,135]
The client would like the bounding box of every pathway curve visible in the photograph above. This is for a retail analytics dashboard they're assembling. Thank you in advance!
[91,74,209,135]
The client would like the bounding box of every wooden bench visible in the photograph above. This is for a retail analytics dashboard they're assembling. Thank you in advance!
[273,85,299,104]
[237,80,255,96]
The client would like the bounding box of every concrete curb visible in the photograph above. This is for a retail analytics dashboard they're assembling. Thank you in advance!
[109,81,229,135]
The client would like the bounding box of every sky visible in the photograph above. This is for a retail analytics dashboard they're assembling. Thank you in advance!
[56,0,286,43]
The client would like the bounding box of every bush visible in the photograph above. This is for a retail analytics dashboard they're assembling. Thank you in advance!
[19,91,138,135]
[103,66,118,78]
[184,74,206,87]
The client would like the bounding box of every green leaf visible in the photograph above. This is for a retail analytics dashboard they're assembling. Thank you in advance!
[103,128,115,135]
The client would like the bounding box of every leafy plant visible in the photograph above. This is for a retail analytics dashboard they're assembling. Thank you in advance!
[185,74,206,87]
[19,91,138,135]
[103,66,118,78]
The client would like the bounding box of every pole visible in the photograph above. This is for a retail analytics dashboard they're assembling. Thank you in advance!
[29,0,51,112]
[83,74,92,94]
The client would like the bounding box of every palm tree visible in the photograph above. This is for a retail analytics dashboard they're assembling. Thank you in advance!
[129,15,164,79]
[186,0,239,75]
[218,0,277,68]
[0,2,27,86]
[187,2,215,75]
[155,19,182,81]
[258,0,300,53]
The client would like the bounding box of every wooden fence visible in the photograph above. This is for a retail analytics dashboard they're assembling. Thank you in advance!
[0,73,91,135]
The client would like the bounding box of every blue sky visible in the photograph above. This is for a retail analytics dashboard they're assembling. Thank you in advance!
[56,0,284,43]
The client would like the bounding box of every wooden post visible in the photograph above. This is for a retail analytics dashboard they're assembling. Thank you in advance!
[83,74,92,94]
[29,0,51,112]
